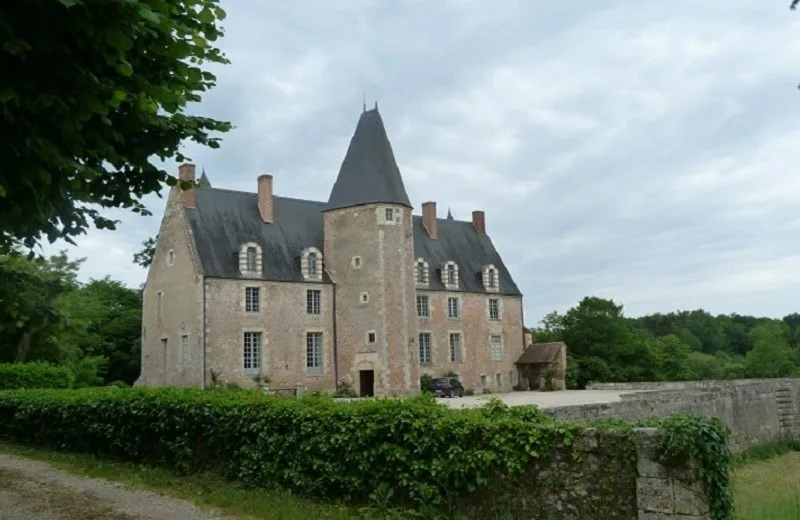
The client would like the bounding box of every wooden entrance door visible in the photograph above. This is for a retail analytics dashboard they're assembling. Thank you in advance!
[359,370,375,397]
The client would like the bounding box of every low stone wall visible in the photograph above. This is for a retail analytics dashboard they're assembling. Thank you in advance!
[464,428,709,520]
[552,378,800,452]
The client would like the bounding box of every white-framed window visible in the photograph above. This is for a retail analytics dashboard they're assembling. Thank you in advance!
[243,332,262,375]
[419,333,432,364]
[367,331,376,343]
[181,334,189,369]
[447,264,456,285]
[385,208,394,221]
[306,332,323,374]
[447,297,460,318]
[157,291,163,319]
[489,298,500,320]
[415,259,429,285]
[246,246,258,271]
[487,268,497,288]
[490,335,502,362]
[307,289,321,315]
[245,287,260,312]
[449,333,463,363]
[416,295,429,318]
[308,252,318,276]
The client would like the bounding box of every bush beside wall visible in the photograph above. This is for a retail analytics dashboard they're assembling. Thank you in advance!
[0,388,732,519]
[0,363,73,390]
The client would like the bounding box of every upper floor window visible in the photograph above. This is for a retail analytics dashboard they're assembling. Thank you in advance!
[482,264,499,292]
[447,297,460,319]
[419,333,432,364]
[489,298,500,320]
[416,295,429,318]
[245,287,260,312]
[239,242,262,276]
[442,261,459,289]
[385,208,394,221]
[246,247,258,271]
[307,289,321,315]
[449,333,463,363]
[302,247,323,281]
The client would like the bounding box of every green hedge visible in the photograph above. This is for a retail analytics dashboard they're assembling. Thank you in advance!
[0,363,73,390]
[0,388,733,519]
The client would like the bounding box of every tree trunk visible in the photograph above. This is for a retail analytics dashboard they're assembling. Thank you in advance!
[15,331,32,363]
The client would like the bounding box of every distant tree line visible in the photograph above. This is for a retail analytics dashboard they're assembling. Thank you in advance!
[532,296,800,389]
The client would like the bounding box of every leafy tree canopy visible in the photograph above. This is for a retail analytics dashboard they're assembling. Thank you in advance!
[0,0,231,251]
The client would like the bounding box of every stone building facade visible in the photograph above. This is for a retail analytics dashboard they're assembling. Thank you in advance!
[137,107,526,396]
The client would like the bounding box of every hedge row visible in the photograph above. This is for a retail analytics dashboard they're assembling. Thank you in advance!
[0,388,733,519]
[0,362,73,390]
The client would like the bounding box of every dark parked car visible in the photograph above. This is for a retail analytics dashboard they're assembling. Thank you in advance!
[431,377,464,398]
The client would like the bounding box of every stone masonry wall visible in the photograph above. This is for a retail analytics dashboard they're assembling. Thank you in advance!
[323,203,419,397]
[417,291,524,393]
[550,379,800,452]
[137,186,204,388]
[204,278,336,391]
[460,428,709,520]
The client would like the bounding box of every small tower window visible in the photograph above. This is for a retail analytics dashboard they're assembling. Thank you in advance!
[447,264,456,285]
[246,247,258,271]
[488,268,496,288]
[385,208,394,221]
[416,262,425,283]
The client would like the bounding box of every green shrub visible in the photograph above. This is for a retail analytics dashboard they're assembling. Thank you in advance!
[464,388,475,396]
[542,368,557,392]
[0,363,73,390]
[333,380,357,398]
[419,373,433,393]
[0,389,732,519]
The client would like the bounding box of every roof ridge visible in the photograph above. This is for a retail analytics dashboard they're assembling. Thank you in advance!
[202,187,324,206]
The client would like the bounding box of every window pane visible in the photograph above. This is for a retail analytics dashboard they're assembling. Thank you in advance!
[308,253,317,275]
[306,332,323,373]
[243,332,262,375]
[246,247,257,271]
[245,287,260,312]
[419,333,431,364]
[489,299,500,320]
[307,290,321,314]
[449,333,462,363]
[448,297,459,318]
[416,295,429,317]
[490,335,502,362]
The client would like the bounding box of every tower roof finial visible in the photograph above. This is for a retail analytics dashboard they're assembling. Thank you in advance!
[447,207,454,220]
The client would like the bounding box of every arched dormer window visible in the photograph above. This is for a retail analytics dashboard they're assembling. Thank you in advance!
[482,264,500,292]
[302,247,323,282]
[239,242,262,278]
[246,247,257,271]
[414,258,429,286]
[442,261,459,290]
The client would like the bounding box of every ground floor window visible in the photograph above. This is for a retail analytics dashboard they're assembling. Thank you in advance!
[306,332,323,374]
[419,333,432,364]
[449,333,463,363]
[243,332,262,375]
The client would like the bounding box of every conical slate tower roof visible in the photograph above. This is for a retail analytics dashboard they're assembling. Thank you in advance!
[324,107,412,212]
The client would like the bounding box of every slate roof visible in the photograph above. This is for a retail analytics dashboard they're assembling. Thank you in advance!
[186,188,521,295]
[324,108,412,211]
[515,342,566,365]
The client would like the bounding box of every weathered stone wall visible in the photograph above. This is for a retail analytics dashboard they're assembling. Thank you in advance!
[137,185,204,388]
[204,278,336,391]
[552,379,800,452]
[417,291,524,393]
[461,428,709,520]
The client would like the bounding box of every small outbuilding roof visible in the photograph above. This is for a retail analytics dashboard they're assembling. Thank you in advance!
[515,342,566,365]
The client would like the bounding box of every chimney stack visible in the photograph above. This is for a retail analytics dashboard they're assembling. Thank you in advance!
[178,163,196,208]
[421,201,438,239]
[472,210,486,235]
[258,174,274,224]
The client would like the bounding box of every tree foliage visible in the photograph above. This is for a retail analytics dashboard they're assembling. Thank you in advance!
[532,296,800,388]
[0,0,231,250]
[133,235,157,268]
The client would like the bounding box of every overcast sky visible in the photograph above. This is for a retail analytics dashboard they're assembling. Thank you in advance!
[46,0,800,324]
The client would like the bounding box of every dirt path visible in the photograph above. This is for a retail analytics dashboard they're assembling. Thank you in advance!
[0,453,234,520]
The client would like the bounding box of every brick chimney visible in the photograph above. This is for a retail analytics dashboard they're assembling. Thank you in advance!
[472,210,486,235]
[421,201,438,239]
[177,163,196,208]
[258,174,274,224]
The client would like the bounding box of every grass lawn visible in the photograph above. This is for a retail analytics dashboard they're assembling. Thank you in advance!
[734,451,800,520]
[0,442,359,520]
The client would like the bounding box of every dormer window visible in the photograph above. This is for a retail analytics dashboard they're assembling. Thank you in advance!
[482,264,500,292]
[414,259,429,286]
[239,242,262,277]
[302,247,323,281]
[442,261,459,290]
[246,247,257,271]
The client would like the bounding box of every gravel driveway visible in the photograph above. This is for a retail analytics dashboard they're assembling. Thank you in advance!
[0,453,232,520]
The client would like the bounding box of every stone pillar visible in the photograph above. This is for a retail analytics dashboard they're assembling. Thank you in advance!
[635,428,710,520]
